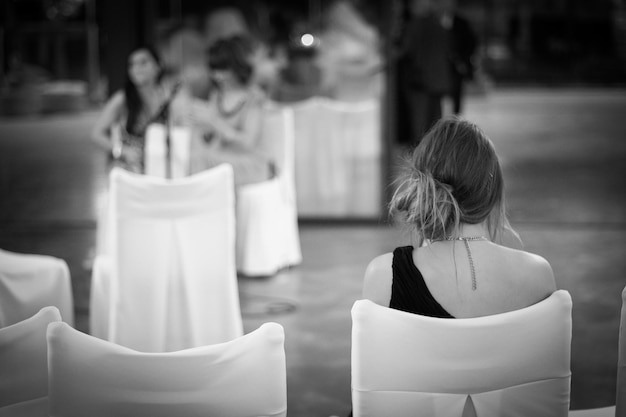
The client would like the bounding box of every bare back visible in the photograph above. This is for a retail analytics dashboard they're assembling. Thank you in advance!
[362,241,556,318]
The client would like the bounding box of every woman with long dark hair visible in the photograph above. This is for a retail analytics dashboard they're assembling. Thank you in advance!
[92,46,175,173]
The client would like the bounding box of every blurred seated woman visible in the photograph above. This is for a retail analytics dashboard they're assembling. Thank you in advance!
[363,117,556,318]
[182,36,273,186]
[92,46,177,173]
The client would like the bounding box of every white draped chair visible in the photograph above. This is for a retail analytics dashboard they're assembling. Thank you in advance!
[351,290,573,417]
[569,286,626,417]
[90,164,242,352]
[94,124,192,258]
[0,249,74,327]
[144,123,192,179]
[235,104,302,276]
[47,321,287,417]
[292,97,381,218]
[0,306,62,417]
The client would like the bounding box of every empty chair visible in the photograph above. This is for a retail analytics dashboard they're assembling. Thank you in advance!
[351,290,573,417]
[90,164,242,352]
[235,103,302,276]
[569,286,626,417]
[0,249,74,327]
[144,123,192,179]
[47,321,287,417]
[0,306,62,417]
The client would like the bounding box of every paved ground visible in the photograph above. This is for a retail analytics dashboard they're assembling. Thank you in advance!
[0,88,624,416]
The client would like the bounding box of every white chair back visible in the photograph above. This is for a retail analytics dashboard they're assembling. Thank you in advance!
[93,164,242,352]
[47,321,287,417]
[259,103,297,202]
[292,97,381,217]
[144,123,192,179]
[0,249,74,327]
[235,104,302,276]
[351,290,573,417]
[0,307,61,416]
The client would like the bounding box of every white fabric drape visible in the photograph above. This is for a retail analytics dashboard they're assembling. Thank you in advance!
[144,123,192,179]
[90,165,242,352]
[292,97,381,217]
[95,124,192,257]
[236,104,302,276]
[0,249,74,327]
[351,290,573,417]
[47,321,287,417]
[0,307,61,417]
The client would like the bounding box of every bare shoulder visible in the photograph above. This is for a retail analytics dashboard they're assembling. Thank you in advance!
[100,90,126,117]
[525,251,557,292]
[93,90,125,137]
[362,252,394,307]
[502,246,557,301]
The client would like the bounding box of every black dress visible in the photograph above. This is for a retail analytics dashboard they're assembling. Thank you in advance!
[390,246,454,318]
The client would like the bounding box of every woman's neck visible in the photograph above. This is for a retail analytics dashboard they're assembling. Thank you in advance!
[455,222,490,239]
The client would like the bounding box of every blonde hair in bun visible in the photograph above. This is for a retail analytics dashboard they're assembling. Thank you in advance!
[390,116,516,246]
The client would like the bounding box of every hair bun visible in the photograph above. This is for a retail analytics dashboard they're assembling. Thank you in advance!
[433,177,455,194]
[389,168,461,241]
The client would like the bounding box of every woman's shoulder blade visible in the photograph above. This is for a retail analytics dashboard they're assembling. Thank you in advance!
[493,245,556,298]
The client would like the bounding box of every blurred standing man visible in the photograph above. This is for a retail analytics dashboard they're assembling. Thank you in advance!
[399,0,452,145]
[438,0,478,114]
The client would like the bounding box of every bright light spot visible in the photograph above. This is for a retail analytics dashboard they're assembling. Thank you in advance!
[300,33,315,47]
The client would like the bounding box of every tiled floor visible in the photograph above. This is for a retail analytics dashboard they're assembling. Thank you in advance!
[0,88,625,416]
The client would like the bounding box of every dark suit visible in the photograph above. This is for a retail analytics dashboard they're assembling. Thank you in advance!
[446,13,478,114]
[400,12,453,145]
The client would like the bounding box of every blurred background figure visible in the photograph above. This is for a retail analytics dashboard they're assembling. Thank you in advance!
[180,36,273,187]
[436,0,478,115]
[91,46,176,174]
[160,26,209,100]
[315,0,383,101]
[204,7,249,47]
[398,0,452,145]
[204,6,287,98]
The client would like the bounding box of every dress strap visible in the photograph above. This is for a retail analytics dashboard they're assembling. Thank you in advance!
[390,246,453,318]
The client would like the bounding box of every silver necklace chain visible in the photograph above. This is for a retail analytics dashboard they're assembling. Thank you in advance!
[444,236,487,290]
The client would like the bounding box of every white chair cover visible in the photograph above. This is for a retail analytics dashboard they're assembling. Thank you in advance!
[0,249,74,327]
[88,255,111,340]
[144,123,192,179]
[48,321,287,417]
[0,306,62,417]
[351,290,573,417]
[236,104,302,276]
[90,165,242,352]
[94,124,192,257]
[292,97,382,217]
